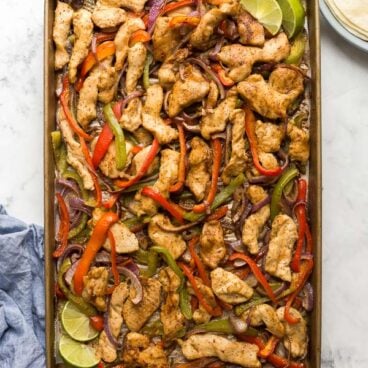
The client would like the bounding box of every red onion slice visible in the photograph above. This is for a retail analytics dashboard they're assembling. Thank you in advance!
[229,314,249,334]
[119,266,143,304]
[147,0,166,34]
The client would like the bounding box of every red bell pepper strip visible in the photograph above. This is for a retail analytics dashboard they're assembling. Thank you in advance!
[258,335,280,359]
[141,187,185,223]
[73,212,119,295]
[102,193,119,210]
[284,258,314,324]
[52,193,70,258]
[168,15,200,27]
[229,253,277,303]
[129,30,151,46]
[115,138,160,189]
[89,315,104,332]
[211,64,235,87]
[160,0,196,15]
[108,229,120,288]
[60,76,92,141]
[188,236,211,287]
[131,145,144,154]
[206,205,228,222]
[244,107,283,177]
[92,123,114,169]
[179,262,222,317]
[170,122,186,193]
[193,139,222,213]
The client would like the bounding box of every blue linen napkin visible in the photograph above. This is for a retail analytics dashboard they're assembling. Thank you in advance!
[0,205,45,368]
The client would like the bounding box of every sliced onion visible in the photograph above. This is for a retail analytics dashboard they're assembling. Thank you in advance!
[58,244,84,270]
[94,250,128,265]
[209,37,224,61]
[251,195,271,214]
[226,240,244,253]
[233,259,246,268]
[122,260,141,277]
[147,0,166,34]
[248,175,279,185]
[119,266,143,304]
[164,90,172,113]
[119,90,144,115]
[56,178,80,195]
[229,314,249,334]
[183,121,201,133]
[173,357,218,368]
[157,220,201,233]
[64,260,80,286]
[211,131,227,140]
[69,196,93,216]
[301,282,314,312]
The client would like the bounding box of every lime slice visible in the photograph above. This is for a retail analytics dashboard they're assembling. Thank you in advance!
[277,0,305,38]
[59,335,100,368]
[240,0,282,35]
[61,301,99,342]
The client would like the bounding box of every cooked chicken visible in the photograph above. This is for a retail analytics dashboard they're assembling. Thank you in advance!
[82,267,108,311]
[200,88,238,139]
[200,220,226,269]
[123,278,161,331]
[218,33,290,83]
[287,123,310,163]
[115,17,145,71]
[97,57,119,104]
[181,334,260,368]
[168,65,210,117]
[69,9,93,83]
[186,137,211,201]
[210,268,253,304]
[58,111,94,190]
[258,151,279,169]
[97,283,129,362]
[207,81,219,109]
[92,2,126,29]
[126,42,147,93]
[53,1,74,70]
[115,0,148,13]
[265,214,298,282]
[255,120,284,153]
[277,307,308,358]
[222,109,247,184]
[120,98,143,132]
[237,11,265,46]
[159,267,185,337]
[237,67,304,119]
[242,185,270,254]
[123,332,168,368]
[148,214,187,259]
[242,304,285,338]
[131,144,159,176]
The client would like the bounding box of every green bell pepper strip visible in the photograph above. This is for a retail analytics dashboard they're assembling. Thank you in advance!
[141,318,164,336]
[143,53,153,90]
[194,318,258,336]
[235,296,270,316]
[270,167,299,221]
[151,246,192,320]
[104,103,127,170]
[58,259,97,317]
[68,213,89,240]
[51,131,68,174]
[142,249,159,277]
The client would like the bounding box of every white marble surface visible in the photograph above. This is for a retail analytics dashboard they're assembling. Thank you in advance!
[0,1,368,366]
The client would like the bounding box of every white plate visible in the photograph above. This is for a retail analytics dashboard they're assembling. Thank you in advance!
[320,0,368,53]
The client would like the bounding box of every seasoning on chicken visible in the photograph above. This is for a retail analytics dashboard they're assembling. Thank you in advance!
[186,137,211,201]
[113,0,148,13]
[123,278,162,332]
[210,267,253,304]
[222,110,248,184]
[126,43,147,93]
[265,214,298,282]
[53,1,74,70]
[168,65,210,117]
[82,267,109,311]
[148,214,187,259]
[287,123,310,163]
[131,144,159,177]
[97,57,119,104]
[255,120,284,153]
[237,67,304,119]
[241,304,285,338]
[92,2,126,29]
[69,9,94,83]
[97,282,129,362]
[142,84,178,144]
[159,267,185,337]
[120,98,143,132]
[277,307,308,358]
[207,81,219,109]
[242,185,270,254]
[199,220,226,269]
[237,11,265,46]
[180,334,261,368]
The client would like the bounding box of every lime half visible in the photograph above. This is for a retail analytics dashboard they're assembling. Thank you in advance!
[59,335,100,368]
[61,301,99,342]
[240,0,283,35]
[277,0,305,38]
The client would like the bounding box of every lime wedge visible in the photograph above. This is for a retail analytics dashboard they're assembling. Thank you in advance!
[277,0,305,38]
[61,301,99,342]
[59,335,100,368]
[240,0,283,35]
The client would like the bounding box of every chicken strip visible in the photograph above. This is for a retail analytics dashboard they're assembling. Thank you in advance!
[237,67,304,119]
[277,307,308,358]
[186,137,211,201]
[120,98,143,132]
[265,214,298,282]
[159,267,185,337]
[148,214,187,259]
[207,80,219,109]
[82,267,109,311]
[142,84,178,144]
[115,17,145,71]
[97,57,119,104]
[168,65,210,117]
[92,2,126,29]
[222,109,248,184]
[242,185,270,254]
[200,220,226,269]
[287,123,310,163]
[255,120,284,153]
[53,1,74,70]
[123,278,161,332]
[200,88,238,139]
[126,42,147,93]
[97,283,129,362]
[180,334,260,368]
[114,0,148,13]
[131,144,159,176]
[69,9,93,83]
[218,33,290,83]
[237,11,265,46]
[210,268,253,304]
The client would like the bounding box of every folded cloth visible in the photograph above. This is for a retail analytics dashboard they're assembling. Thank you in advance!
[0,205,45,368]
